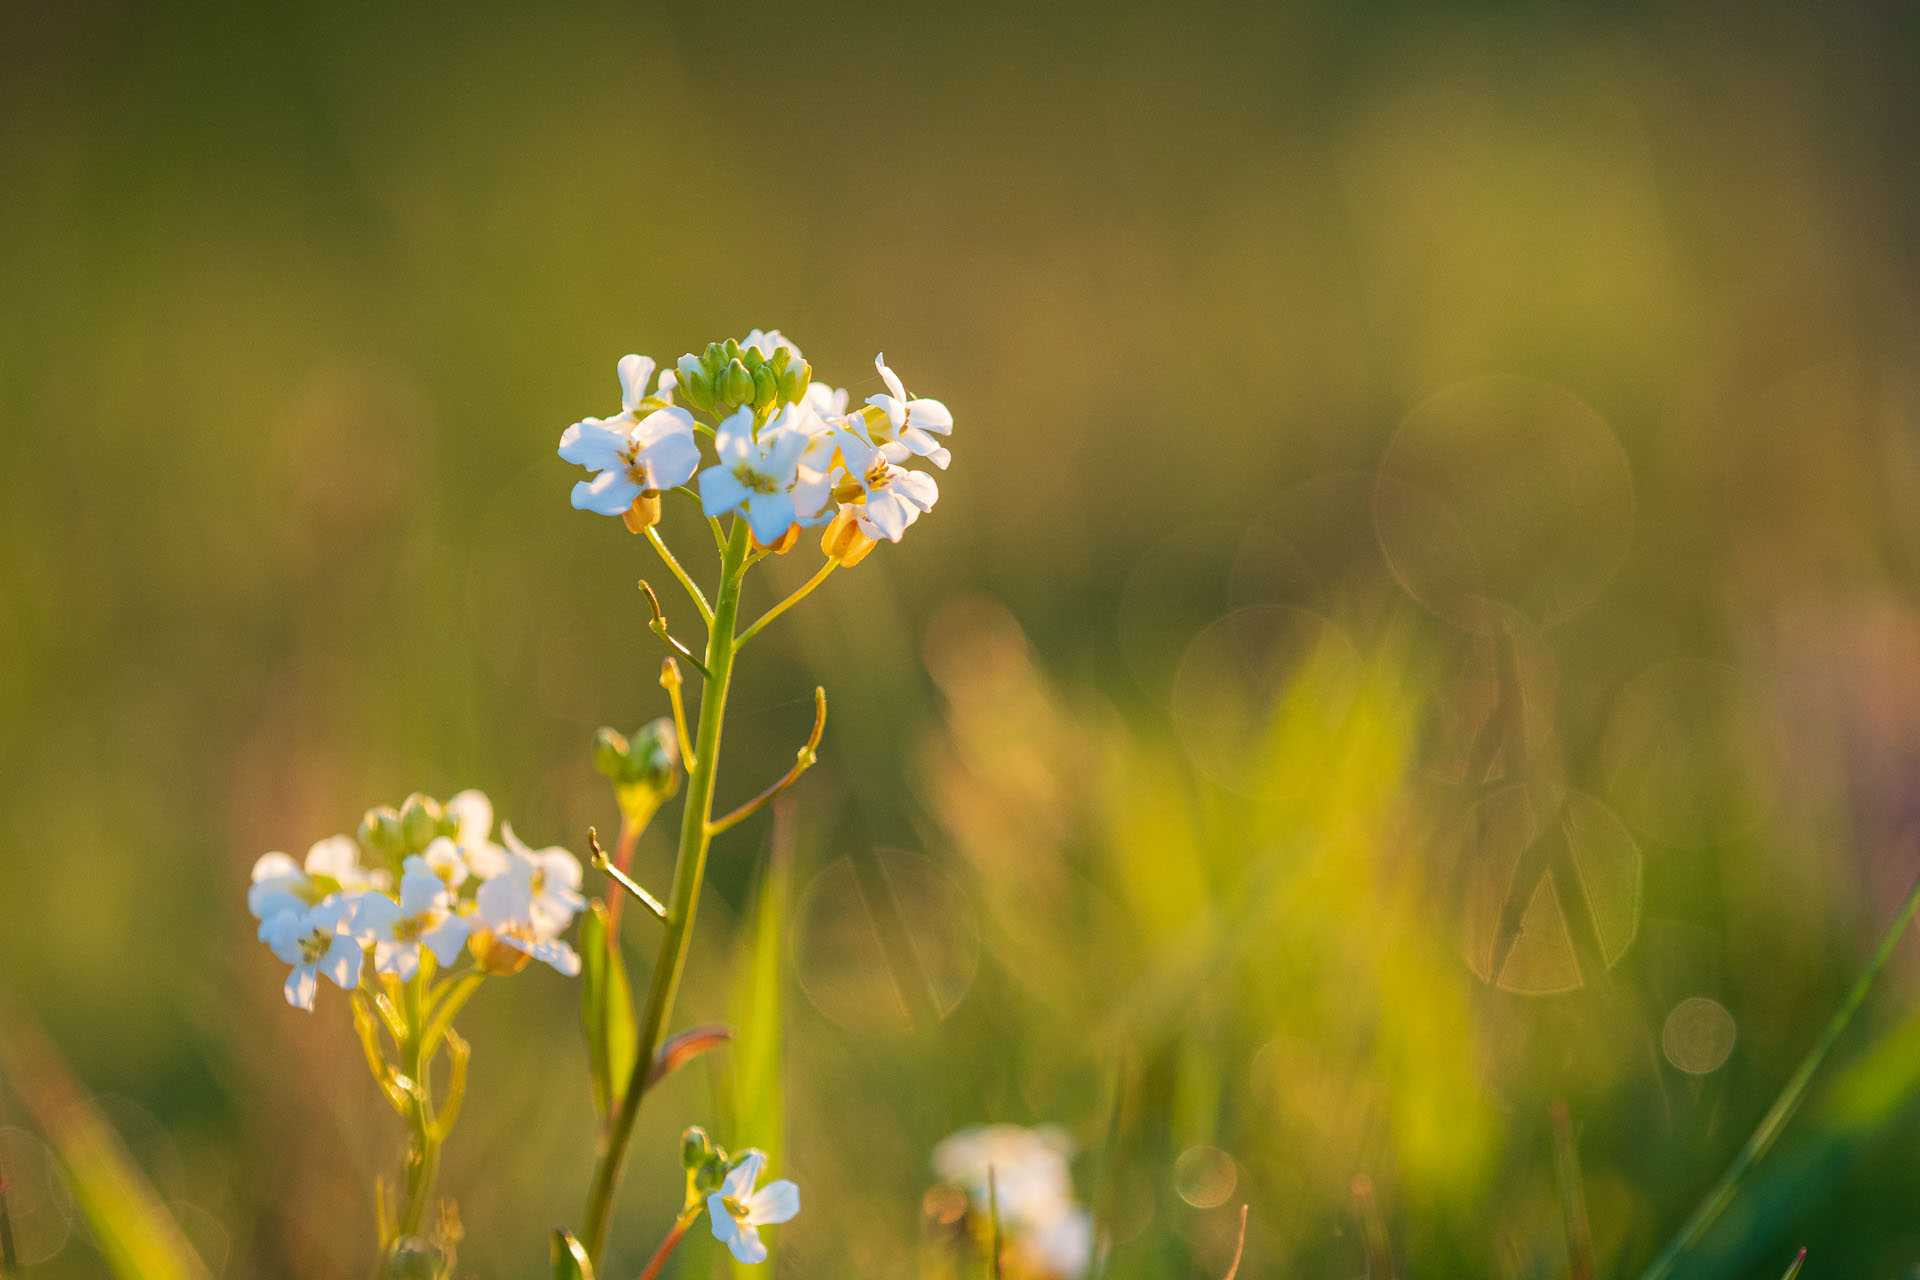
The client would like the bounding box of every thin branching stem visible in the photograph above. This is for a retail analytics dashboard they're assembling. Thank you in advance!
[708,687,826,836]
[645,524,712,625]
[661,658,696,767]
[587,826,668,923]
[580,516,752,1268]
[1638,871,1920,1280]
[736,558,838,648]
[638,580,710,677]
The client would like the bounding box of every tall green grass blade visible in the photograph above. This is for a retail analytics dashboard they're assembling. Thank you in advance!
[552,1227,596,1279]
[1638,873,1920,1280]
[728,796,795,1278]
[0,1000,210,1280]
[1779,1247,1807,1280]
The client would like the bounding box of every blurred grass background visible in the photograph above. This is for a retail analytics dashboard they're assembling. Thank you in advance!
[4,1,1920,1276]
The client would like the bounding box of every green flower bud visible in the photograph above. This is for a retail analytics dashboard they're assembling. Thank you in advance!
[723,359,754,408]
[592,726,632,780]
[681,1125,713,1170]
[629,717,680,791]
[751,362,779,412]
[742,345,766,371]
[768,347,791,376]
[676,355,713,412]
[360,805,406,859]
[721,338,743,363]
[398,793,443,853]
[779,358,811,405]
[692,1152,728,1194]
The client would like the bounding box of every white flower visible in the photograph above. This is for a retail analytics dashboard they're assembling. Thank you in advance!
[932,1125,1079,1233]
[847,457,938,543]
[706,1150,800,1265]
[248,835,386,923]
[560,404,701,517]
[260,895,366,1011]
[355,862,472,980]
[698,408,819,544]
[1017,1208,1094,1280]
[865,354,953,469]
[473,827,584,975]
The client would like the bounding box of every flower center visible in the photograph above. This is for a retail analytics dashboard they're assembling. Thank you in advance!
[722,1195,750,1221]
[393,913,428,943]
[865,460,892,491]
[733,463,779,496]
[297,928,332,965]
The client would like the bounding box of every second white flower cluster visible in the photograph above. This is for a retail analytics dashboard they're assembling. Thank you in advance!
[558,330,952,559]
[247,790,585,1010]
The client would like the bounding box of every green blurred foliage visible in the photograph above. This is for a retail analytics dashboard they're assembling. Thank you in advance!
[3,1,1920,1276]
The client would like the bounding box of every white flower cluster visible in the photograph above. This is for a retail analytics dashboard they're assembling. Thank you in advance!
[248,790,585,1010]
[933,1124,1095,1279]
[558,330,952,555]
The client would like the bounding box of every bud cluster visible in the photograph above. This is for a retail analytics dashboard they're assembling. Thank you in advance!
[675,335,813,420]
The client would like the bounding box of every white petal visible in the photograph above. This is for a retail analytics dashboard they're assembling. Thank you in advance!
[421,915,472,965]
[475,867,531,928]
[708,1194,739,1246]
[632,405,696,446]
[463,840,510,880]
[573,472,642,516]
[249,883,307,923]
[788,469,832,522]
[906,397,952,435]
[617,354,656,414]
[447,790,493,845]
[399,869,448,916]
[641,433,700,491]
[251,851,300,883]
[558,419,633,471]
[714,407,757,461]
[875,353,907,408]
[859,492,911,543]
[893,469,940,512]
[744,492,797,545]
[260,910,308,963]
[347,892,402,942]
[722,1151,767,1200]
[319,934,364,990]
[284,965,319,1010]
[304,835,362,883]
[747,1179,800,1226]
[865,392,906,431]
[700,465,751,517]
[374,939,420,980]
[727,1223,768,1265]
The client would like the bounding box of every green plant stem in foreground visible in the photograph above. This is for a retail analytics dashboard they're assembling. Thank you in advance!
[1638,873,1920,1280]
[398,972,440,1241]
[580,517,752,1268]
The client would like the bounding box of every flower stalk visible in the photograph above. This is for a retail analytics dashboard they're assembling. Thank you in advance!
[579,516,752,1267]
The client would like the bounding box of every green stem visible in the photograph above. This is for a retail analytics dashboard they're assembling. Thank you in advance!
[736,558,838,648]
[646,525,712,624]
[1638,872,1920,1280]
[580,517,751,1268]
[397,971,441,1240]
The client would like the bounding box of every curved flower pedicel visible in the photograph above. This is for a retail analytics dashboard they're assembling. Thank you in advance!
[707,1150,800,1265]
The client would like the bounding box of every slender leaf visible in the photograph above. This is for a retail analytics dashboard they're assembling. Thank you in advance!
[728,798,795,1278]
[579,903,638,1119]
[552,1228,596,1279]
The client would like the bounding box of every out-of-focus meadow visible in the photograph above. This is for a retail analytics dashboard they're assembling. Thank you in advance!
[5,2,1920,1276]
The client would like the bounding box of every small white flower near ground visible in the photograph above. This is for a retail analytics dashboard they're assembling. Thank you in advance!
[706,1150,800,1264]
[260,895,366,1011]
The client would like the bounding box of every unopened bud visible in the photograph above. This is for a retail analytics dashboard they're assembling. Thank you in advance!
[778,358,811,405]
[592,727,632,780]
[630,718,680,790]
[360,806,406,858]
[723,359,754,408]
[681,1125,713,1170]
[821,504,878,567]
[399,793,443,853]
[622,491,663,532]
[692,1153,728,1194]
[751,362,778,411]
[677,355,713,412]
